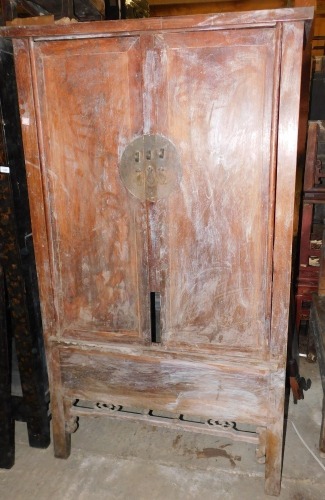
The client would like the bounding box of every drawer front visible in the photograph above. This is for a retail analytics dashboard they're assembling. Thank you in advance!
[60,347,270,425]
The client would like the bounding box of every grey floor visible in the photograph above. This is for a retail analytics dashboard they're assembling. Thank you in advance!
[1,358,324,500]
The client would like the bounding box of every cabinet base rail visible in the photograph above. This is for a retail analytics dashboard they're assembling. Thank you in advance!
[68,398,260,445]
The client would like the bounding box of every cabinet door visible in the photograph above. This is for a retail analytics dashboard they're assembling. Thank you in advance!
[143,28,279,357]
[33,27,279,357]
[33,37,150,344]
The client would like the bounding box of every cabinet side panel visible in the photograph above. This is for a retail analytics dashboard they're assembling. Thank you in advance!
[271,22,304,361]
[12,38,56,337]
[265,21,305,497]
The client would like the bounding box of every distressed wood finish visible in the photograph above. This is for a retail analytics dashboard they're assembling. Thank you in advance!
[319,229,325,295]
[303,122,320,192]
[309,295,325,457]
[1,8,313,496]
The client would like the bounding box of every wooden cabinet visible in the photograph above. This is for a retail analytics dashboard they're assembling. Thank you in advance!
[0,7,313,495]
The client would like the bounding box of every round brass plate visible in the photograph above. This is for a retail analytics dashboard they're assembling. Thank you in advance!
[119,134,181,202]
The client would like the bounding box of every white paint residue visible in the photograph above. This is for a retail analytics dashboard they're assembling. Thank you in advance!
[78,306,93,323]
[26,160,40,170]
[102,270,111,285]
[21,116,30,125]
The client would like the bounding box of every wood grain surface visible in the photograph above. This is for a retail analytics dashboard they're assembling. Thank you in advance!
[4,8,313,495]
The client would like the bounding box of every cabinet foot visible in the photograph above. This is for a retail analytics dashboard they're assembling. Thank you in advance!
[264,425,283,496]
[27,415,51,449]
[52,400,71,459]
[53,423,71,459]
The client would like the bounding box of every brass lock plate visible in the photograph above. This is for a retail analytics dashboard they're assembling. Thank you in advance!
[119,134,181,202]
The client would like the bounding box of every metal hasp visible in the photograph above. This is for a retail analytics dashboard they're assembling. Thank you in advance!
[119,134,181,202]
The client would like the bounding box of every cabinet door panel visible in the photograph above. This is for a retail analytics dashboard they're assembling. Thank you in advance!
[149,29,278,355]
[33,37,149,343]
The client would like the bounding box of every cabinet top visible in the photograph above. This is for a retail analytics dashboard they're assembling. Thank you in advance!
[0,7,314,40]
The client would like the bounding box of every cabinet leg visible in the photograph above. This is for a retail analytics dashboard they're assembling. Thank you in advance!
[320,395,325,458]
[27,413,51,449]
[15,331,51,450]
[264,422,284,496]
[0,416,15,469]
[52,407,71,459]
[0,264,15,469]
[50,349,72,459]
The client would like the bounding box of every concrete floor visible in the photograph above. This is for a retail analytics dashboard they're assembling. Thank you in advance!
[0,358,324,500]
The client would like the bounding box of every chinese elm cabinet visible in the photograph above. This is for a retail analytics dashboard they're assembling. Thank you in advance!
[0,8,313,496]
